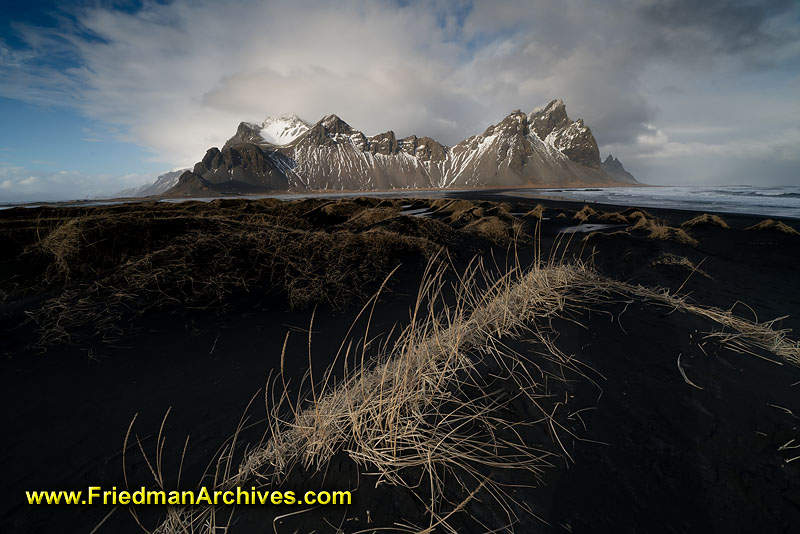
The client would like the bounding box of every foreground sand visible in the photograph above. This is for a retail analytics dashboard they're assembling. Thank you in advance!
[1,194,798,533]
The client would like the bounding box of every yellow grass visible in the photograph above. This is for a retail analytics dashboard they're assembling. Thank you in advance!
[745,219,800,236]
[150,243,798,533]
[681,214,730,229]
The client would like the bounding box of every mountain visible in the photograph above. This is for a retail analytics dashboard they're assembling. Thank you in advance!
[168,100,637,195]
[600,154,637,184]
[115,169,190,197]
[259,114,311,145]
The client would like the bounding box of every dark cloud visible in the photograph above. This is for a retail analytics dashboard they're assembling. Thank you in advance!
[636,0,799,57]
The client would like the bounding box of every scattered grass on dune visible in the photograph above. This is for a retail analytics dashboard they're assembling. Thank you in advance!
[628,212,698,246]
[2,199,528,351]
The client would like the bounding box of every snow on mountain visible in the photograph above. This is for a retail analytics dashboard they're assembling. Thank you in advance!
[114,169,189,197]
[259,114,311,145]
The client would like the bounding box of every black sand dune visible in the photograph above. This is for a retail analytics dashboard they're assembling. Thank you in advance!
[1,194,799,533]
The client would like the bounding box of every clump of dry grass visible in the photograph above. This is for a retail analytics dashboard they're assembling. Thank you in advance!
[598,212,630,224]
[745,219,800,236]
[574,205,598,221]
[151,244,799,533]
[464,215,517,241]
[681,213,730,229]
[429,199,485,225]
[524,204,545,219]
[628,213,699,246]
[152,256,606,534]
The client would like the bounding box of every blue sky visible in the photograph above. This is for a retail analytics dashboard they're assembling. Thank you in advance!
[1,0,799,201]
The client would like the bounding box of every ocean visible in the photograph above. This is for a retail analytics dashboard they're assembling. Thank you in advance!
[4,185,800,219]
[505,185,800,220]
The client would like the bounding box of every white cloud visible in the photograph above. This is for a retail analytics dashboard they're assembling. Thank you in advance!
[0,163,153,202]
[0,0,799,191]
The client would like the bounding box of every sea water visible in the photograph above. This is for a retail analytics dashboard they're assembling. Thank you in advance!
[510,185,800,220]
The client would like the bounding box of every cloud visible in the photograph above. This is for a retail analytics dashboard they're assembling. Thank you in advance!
[0,163,151,202]
[0,0,799,190]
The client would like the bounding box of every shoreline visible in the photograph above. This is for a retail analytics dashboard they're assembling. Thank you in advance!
[3,182,800,222]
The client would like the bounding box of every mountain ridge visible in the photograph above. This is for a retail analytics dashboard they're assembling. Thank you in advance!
[165,100,638,196]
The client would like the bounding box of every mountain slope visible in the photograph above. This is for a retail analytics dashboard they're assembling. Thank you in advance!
[170,101,637,195]
[115,169,190,197]
[600,154,637,184]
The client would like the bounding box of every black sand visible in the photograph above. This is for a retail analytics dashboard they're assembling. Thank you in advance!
[1,193,799,533]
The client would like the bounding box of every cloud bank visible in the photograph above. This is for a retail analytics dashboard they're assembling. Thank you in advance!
[1,0,799,195]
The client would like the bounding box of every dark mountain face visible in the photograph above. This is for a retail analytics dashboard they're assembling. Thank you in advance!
[192,144,290,190]
[164,171,215,196]
[166,101,636,196]
[600,154,637,184]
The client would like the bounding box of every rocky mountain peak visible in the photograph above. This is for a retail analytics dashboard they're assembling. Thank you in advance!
[600,153,637,183]
[320,114,353,134]
[494,110,530,136]
[529,98,570,140]
[223,122,265,149]
[367,131,399,155]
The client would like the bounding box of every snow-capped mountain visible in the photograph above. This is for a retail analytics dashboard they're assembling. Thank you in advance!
[223,114,310,148]
[168,100,636,196]
[260,114,311,145]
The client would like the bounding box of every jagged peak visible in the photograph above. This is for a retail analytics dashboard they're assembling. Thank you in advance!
[310,114,353,136]
[320,113,347,126]
[545,98,565,111]
[530,98,564,115]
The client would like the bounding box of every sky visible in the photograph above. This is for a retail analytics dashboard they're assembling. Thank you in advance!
[1,0,799,201]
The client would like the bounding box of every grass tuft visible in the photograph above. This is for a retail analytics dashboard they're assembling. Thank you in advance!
[681,214,730,229]
[745,219,800,236]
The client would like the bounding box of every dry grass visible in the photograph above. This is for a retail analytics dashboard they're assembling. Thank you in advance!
[574,205,598,221]
[650,253,711,279]
[745,219,800,236]
[150,242,799,533]
[681,214,730,229]
[524,204,545,219]
[1,198,528,351]
[628,212,699,246]
[598,212,630,224]
[152,256,606,534]
[464,215,519,241]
